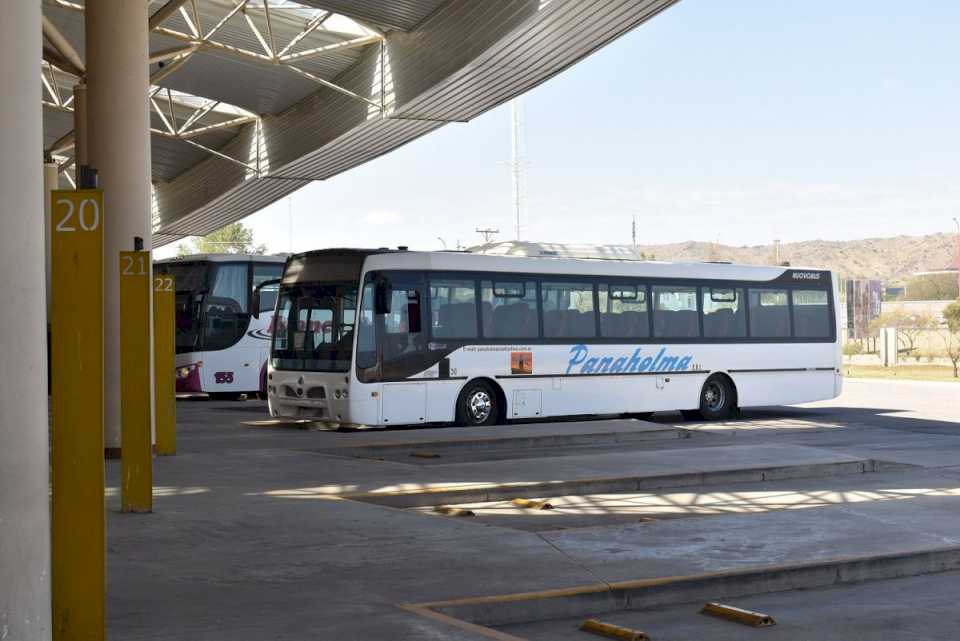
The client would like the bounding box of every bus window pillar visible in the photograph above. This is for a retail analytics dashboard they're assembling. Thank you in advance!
[0,2,52,639]
[85,0,154,454]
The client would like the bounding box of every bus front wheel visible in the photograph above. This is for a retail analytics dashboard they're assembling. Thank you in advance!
[456,380,499,427]
[688,375,735,421]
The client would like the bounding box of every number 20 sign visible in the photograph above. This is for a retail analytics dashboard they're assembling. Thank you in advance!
[52,189,103,236]
[50,189,103,284]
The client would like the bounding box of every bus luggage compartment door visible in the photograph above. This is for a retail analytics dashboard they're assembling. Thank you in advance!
[381,383,426,424]
[512,389,542,418]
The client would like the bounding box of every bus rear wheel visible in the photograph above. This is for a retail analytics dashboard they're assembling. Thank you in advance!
[691,375,735,420]
[456,380,499,427]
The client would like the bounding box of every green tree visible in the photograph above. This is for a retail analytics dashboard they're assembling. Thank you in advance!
[903,273,959,301]
[944,300,960,334]
[867,309,937,356]
[939,300,960,378]
[177,223,267,256]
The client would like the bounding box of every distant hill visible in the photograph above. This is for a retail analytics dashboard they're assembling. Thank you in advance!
[474,234,957,283]
[634,234,956,283]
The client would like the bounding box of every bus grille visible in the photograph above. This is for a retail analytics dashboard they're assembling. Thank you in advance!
[306,387,326,399]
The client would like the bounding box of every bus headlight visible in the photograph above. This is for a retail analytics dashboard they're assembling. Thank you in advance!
[177,363,198,379]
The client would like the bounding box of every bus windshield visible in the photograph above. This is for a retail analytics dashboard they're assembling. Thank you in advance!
[157,261,252,354]
[271,282,358,372]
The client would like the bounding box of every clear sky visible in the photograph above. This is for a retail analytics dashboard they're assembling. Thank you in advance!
[157,0,960,258]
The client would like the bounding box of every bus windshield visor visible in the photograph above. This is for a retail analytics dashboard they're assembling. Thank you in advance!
[271,282,358,372]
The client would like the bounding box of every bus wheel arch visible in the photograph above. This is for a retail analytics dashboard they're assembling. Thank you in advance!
[455,377,505,427]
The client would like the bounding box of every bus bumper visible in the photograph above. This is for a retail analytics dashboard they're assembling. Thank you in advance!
[266,372,338,420]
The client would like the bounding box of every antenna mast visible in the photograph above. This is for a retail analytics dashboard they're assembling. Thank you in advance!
[510,100,525,240]
[476,227,500,244]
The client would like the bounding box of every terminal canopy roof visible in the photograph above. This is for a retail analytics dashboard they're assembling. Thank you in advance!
[41,0,679,246]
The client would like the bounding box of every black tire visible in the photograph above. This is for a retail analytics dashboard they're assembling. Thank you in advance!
[456,380,499,427]
[696,375,735,420]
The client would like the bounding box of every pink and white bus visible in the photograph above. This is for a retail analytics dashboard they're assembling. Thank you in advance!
[155,254,284,399]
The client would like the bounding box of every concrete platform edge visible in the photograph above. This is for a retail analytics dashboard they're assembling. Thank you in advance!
[419,545,960,627]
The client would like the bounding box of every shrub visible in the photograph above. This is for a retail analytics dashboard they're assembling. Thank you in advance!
[842,341,863,357]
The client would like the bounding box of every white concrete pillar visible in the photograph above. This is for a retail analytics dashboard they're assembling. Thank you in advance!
[85,0,153,453]
[0,2,52,640]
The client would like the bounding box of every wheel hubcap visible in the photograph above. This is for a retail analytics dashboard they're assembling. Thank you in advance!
[467,391,492,423]
[704,382,725,412]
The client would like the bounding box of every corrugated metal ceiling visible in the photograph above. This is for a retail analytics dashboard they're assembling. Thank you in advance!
[41,0,682,243]
[293,0,449,32]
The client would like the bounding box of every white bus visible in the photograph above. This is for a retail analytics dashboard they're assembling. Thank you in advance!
[263,249,841,425]
[155,254,284,399]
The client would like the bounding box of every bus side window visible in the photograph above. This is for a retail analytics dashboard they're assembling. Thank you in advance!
[599,283,649,338]
[429,278,478,339]
[652,286,699,338]
[748,289,791,338]
[253,263,283,312]
[702,287,746,338]
[356,282,377,370]
[541,282,596,338]
[382,284,426,360]
[481,280,538,338]
[792,289,830,338]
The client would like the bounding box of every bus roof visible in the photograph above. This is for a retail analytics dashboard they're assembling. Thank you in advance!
[288,248,832,284]
[156,253,287,264]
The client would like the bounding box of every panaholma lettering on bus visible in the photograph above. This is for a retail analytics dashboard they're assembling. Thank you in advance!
[566,344,694,375]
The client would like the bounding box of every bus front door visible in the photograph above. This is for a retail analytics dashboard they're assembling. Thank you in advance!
[377,274,429,425]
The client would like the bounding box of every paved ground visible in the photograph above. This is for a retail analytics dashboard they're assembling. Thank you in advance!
[500,570,960,641]
[105,379,960,640]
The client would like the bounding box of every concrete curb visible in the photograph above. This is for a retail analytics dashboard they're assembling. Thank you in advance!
[321,426,694,460]
[350,459,896,508]
[413,545,960,628]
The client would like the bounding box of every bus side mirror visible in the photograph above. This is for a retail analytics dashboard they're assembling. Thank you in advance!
[374,280,392,315]
[252,278,282,319]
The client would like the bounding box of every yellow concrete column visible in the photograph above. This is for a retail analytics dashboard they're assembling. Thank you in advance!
[154,274,177,455]
[119,251,153,512]
[50,189,106,641]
